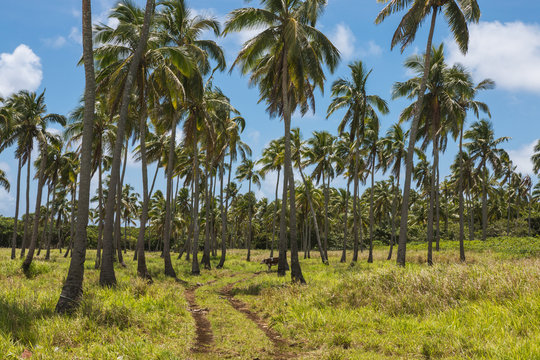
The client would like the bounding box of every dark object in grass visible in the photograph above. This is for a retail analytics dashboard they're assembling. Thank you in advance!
[261,257,279,271]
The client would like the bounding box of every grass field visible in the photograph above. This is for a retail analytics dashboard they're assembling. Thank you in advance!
[0,237,539,359]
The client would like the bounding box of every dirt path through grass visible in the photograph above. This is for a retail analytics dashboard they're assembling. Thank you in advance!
[185,283,215,354]
[220,275,297,359]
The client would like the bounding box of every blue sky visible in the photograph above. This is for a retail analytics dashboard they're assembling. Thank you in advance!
[1,0,539,217]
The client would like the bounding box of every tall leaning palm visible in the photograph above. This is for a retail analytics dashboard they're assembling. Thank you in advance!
[225,0,340,283]
[376,0,481,266]
[327,60,388,263]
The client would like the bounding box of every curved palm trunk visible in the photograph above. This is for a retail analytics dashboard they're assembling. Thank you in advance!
[368,153,375,263]
[269,168,280,258]
[163,119,177,278]
[397,8,438,267]
[20,150,32,258]
[340,179,350,263]
[191,128,201,275]
[11,156,22,259]
[458,128,466,261]
[22,140,48,271]
[99,0,155,287]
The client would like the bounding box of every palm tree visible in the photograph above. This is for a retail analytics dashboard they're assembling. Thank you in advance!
[327,60,388,263]
[380,123,407,260]
[307,131,336,260]
[0,169,9,191]
[376,0,482,266]
[334,133,354,262]
[96,0,157,286]
[465,119,509,241]
[532,140,540,176]
[364,117,380,263]
[258,139,284,258]
[236,158,261,261]
[225,0,339,283]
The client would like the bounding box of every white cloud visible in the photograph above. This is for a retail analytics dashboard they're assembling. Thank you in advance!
[364,41,383,57]
[43,36,67,49]
[0,189,14,214]
[0,161,10,174]
[0,45,43,97]
[247,130,261,146]
[68,27,83,45]
[331,23,356,60]
[71,8,81,18]
[508,140,538,175]
[447,21,540,93]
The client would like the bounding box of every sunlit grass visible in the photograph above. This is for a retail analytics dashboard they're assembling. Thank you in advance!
[0,237,539,359]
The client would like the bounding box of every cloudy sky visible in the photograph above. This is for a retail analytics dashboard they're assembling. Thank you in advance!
[0,0,539,217]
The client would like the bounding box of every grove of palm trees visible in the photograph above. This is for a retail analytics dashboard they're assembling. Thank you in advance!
[0,0,539,358]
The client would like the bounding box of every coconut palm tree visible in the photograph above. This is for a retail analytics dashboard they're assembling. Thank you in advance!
[258,139,284,258]
[95,0,157,287]
[376,0,482,266]
[236,158,261,261]
[465,119,509,241]
[0,169,9,191]
[327,60,388,263]
[225,0,340,283]
[306,131,336,260]
[380,123,407,260]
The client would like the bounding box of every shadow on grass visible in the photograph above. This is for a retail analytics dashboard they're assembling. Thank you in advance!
[0,298,54,345]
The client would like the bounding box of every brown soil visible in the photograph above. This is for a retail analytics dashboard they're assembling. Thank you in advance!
[220,276,297,359]
[185,285,214,353]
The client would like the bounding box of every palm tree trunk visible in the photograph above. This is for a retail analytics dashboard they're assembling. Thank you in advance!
[482,166,488,241]
[340,179,350,263]
[22,140,48,271]
[323,172,329,259]
[217,159,227,269]
[135,85,151,280]
[114,139,129,266]
[21,150,32,258]
[163,117,177,278]
[191,126,201,275]
[39,183,52,256]
[11,156,22,259]
[435,144,440,251]
[246,178,252,262]
[277,154,289,275]
[99,0,155,287]
[352,130,360,262]
[270,168,280,258]
[468,191,475,241]
[458,128,466,261]
[427,133,437,266]
[202,162,212,269]
[65,182,77,258]
[388,170,400,260]
[528,187,532,236]
[397,7,438,267]
[95,160,103,269]
[281,51,304,283]
[298,165,327,264]
[45,180,57,260]
[368,153,375,263]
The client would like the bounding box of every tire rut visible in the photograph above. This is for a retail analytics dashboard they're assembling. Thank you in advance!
[185,281,216,354]
[220,275,297,359]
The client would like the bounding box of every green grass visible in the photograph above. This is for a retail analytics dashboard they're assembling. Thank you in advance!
[0,237,539,359]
